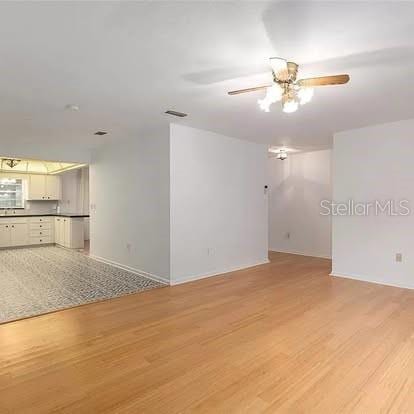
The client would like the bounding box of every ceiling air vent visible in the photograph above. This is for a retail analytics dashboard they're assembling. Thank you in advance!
[165,110,187,118]
[94,131,108,136]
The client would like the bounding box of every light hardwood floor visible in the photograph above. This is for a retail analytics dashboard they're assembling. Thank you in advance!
[1,251,414,413]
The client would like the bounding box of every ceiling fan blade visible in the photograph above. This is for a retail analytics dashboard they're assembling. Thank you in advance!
[228,85,271,95]
[269,57,288,81]
[297,74,350,87]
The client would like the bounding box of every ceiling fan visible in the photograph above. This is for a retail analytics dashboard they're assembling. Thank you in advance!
[228,57,350,113]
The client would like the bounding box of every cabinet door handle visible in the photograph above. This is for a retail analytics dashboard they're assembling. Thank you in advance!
[5,225,8,228]
[11,225,14,228]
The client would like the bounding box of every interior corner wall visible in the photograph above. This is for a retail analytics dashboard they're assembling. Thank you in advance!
[268,150,332,259]
[169,124,269,285]
[332,118,414,289]
[89,133,170,283]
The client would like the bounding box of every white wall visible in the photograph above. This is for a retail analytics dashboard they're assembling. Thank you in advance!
[332,119,414,289]
[170,124,268,284]
[59,168,89,214]
[89,133,170,283]
[268,150,332,258]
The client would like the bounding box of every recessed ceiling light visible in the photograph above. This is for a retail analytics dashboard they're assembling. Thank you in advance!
[165,110,187,118]
[94,131,107,136]
[65,104,80,111]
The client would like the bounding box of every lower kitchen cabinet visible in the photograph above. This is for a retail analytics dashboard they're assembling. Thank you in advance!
[29,216,53,244]
[11,223,29,246]
[0,223,11,247]
[0,216,85,249]
[54,217,84,249]
[0,219,30,247]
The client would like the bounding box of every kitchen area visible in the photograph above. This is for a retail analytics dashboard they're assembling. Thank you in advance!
[0,156,162,325]
[0,157,89,251]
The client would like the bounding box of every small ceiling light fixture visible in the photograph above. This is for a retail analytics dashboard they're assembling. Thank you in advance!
[269,146,299,159]
[165,110,187,118]
[94,131,108,136]
[65,104,80,111]
[3,158,21,168]
[276,150,288,161]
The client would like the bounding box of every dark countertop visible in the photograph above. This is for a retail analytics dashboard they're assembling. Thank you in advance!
[0,213,89,218]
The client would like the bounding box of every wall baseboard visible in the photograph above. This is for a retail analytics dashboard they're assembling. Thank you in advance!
[171,258,270,286]
[269,248,331,260]
[330,271,414,290]
[89,254,170,285]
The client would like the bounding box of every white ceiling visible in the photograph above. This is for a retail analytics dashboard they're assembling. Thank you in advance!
[1,1,414,154]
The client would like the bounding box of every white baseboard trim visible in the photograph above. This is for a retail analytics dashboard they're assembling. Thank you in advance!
[89,255,170,285]
[330,271,414,290]
[171,259,270,286]
[269,248,331,260]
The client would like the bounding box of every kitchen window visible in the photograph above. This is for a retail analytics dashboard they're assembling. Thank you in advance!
[0,178,24,209]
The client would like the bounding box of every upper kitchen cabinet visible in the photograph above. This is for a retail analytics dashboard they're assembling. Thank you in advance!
[46,175,61,200]
[27,174,61,200]
[27,175,44,200]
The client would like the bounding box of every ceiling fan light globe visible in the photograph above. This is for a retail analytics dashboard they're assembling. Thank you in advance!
[258,98,271,112]
[298,87,314,105]
[266,85,283,103]
[282,99,299,113]
[269,57,288,81]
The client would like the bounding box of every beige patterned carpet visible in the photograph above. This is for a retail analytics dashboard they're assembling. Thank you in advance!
[0,246,164,324]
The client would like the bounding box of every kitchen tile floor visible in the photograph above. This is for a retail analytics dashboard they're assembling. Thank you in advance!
[0,246,164,324]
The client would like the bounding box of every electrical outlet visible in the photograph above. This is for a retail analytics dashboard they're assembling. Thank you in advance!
[396,253,402,262]
[207,247,214,256]
[285,232,290,239]
[126,243,132,252]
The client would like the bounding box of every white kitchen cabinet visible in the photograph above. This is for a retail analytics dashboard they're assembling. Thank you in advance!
[54,217,65,246]
[64,219,71,247]
[0,215,84,249]
[0,220,29,247]
[0,223,11,247]
[27,175,61,200]
[10,223,29,246]
[28,175,45,200]
[55,217,84,249]
[29,216,53,244]
[46,176,61,200]
[0,217,53,247]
